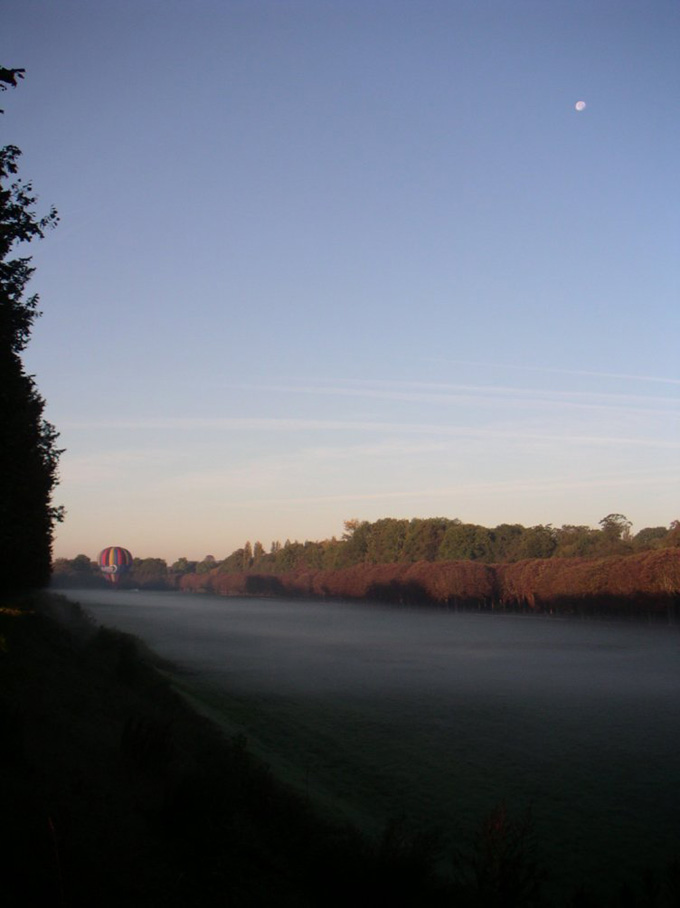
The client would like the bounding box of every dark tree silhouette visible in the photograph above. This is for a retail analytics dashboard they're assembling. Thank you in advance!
[0,68,63,591]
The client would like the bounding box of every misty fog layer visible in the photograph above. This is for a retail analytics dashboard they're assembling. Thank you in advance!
[67,589,680,895]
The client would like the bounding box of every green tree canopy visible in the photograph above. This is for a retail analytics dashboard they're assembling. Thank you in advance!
[599,513,633,542]
[513,525,557,561]
[170,556,196,574]
[438,523,494,562]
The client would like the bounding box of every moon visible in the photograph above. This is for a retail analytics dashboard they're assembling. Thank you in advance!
[575,100,586,111]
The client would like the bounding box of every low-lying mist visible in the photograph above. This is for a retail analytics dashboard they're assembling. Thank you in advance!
[66,588,680,898]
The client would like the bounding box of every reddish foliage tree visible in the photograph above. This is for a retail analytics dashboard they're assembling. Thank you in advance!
[178,550,680,618]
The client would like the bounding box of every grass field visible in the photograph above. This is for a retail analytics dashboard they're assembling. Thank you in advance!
[2,592,679,907]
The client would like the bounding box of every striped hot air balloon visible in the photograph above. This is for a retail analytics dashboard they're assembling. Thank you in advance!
[98,546,133,584]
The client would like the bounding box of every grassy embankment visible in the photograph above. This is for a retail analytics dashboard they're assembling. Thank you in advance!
[0,593,453,907]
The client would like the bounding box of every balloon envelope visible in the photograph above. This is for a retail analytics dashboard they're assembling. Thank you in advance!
[98,546,133,584]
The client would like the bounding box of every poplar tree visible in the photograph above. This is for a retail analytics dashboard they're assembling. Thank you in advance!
[0,68,63,590]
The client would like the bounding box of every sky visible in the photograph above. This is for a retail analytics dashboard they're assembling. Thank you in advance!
[2,0,679,562]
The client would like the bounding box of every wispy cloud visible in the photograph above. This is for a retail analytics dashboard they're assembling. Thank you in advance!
[240,379,680,417]
[226,469,680,508]
[432,359,680,386]
[61,416,680,449]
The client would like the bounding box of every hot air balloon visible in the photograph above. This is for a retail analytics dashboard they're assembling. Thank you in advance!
[98,546,133,585]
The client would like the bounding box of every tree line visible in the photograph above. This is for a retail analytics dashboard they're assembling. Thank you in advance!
[52,514,680,595]
[211,514,678,575]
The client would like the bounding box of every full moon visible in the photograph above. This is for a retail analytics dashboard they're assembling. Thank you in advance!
[575,100,586,111]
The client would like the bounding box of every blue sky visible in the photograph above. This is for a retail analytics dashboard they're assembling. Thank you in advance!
[3,0,678,561]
